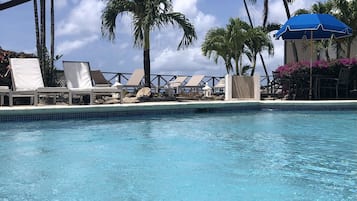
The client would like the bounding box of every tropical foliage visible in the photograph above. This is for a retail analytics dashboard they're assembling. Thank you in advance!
[33,0,57,86]
[202,18,273,76]
[101,0,197,87]
[246,0,298,62]
[201,28,233,74]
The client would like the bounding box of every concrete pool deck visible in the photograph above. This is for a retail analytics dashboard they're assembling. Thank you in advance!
[0,100,357,121]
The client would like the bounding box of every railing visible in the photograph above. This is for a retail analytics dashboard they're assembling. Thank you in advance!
[102,71,223,93]
[56,69,281,98]
[56,70,223,92]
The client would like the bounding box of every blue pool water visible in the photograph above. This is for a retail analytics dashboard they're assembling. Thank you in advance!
[0,110,356,201]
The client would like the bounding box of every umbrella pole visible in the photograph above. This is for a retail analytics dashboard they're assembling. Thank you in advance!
[309,31,313,100]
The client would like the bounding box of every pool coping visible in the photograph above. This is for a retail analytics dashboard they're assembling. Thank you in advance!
[0,100,356,121]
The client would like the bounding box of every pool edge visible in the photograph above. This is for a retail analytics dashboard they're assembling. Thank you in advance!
[0,100,356,121]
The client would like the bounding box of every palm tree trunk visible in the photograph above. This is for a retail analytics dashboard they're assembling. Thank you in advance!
[40,0,46,76]
[234,55,239,76]
[347,39,352,58]
[283,0,299,62]
[143,28,151,88]
[325,49,330,61]
[250,56,257,76]
[50,0,54,86]
[33,0,41,62]
[243,0,270,82]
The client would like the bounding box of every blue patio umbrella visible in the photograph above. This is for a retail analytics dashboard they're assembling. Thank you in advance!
[274,13,352,99]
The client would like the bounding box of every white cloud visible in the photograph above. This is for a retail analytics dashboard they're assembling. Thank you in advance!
[56,35,98,54]
[149,0,219,75]
[193,12,217,36]
[269,0,316,24]
[133,55,141,63]
[152,47,225,76]
[119,43,129,49]
[55,0,68,10]
[56,0,105,36]
[173,0,198,17]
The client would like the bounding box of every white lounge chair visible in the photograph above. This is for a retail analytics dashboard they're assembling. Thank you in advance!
[9,58,68,106]
[63,61,122,104]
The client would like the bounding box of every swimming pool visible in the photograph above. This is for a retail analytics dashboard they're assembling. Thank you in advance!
[0,109,356,200]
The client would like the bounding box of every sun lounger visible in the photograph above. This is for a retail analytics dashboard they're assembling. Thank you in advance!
[91,70,112,87]
[184,75,205,88]
[63,61,122,104]
[9,58,68,106]
[181,75,205,94]
[125,69,145,88]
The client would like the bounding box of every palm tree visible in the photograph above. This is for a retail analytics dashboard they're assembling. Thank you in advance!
[202,28,233,74]
[50,0,54,73]
[244,27,274,76]
[101,0,197,87]
[32,0,56,86]
[40,0,46,73]
[33,0,41,61]
[202,18,273,76]
[226,18,250,75]
[255,0,299,62]
[243,0,271,83]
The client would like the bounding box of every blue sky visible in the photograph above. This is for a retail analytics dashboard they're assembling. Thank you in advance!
[0,0,321,76]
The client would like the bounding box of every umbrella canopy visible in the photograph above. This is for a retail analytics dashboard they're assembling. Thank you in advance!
[0,0,31,11]
[275,14,352,40]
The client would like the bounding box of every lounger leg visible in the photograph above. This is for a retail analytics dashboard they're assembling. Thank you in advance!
[69,92,73,105]
[90,93,93,105]
[9,93,13,106]
[34,91,39,106]
[0,95,3,106]
[120,90,123,104]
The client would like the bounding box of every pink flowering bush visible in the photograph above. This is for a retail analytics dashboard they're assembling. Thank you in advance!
[275,58,357,79]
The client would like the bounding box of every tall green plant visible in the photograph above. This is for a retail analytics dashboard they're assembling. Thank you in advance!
[101,0,197,87]
[33,0,57,86]
[243,0,271,82]
[202,18,273,76]
[244,27,274,76]
[202,28,233,74]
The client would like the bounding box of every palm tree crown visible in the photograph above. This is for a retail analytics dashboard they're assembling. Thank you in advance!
[202,18,273,76]
[101,0,197,87]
